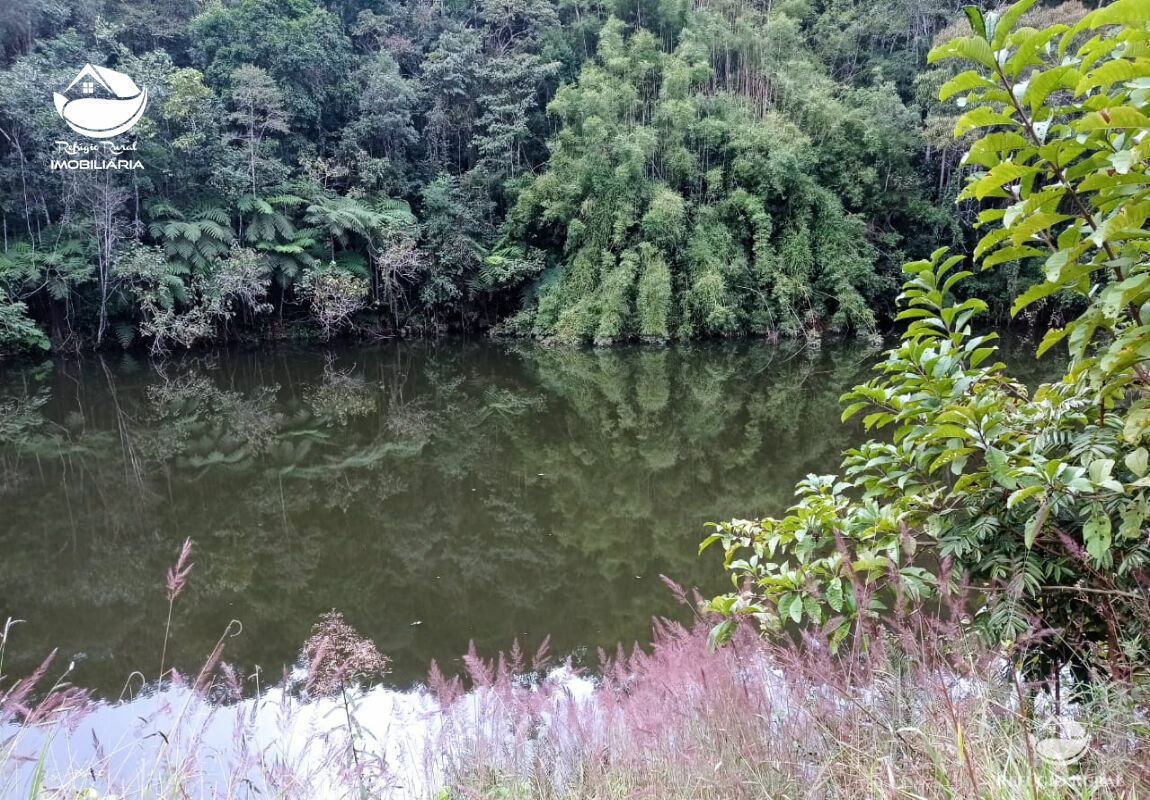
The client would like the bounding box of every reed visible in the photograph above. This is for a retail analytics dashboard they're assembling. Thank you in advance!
[159,537,194,682]
[1,566,1147,799]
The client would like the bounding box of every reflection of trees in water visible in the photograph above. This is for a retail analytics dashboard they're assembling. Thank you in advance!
[0,342,878,696]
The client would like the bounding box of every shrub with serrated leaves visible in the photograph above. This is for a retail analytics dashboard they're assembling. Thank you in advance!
[704,0,1150,680]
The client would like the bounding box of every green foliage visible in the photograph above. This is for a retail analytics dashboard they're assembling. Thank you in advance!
[115,241,272,354]
[0,287,48,352]
[191,0,353,135]
[298,261,370,337]
[305,195,416,255]
[0,0,1000,351]
[511,18,886,342]
[636,244,671,339]
[148,204,235,274]
[704,0,1150,678]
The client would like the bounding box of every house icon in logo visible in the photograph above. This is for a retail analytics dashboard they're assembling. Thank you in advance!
[54,64,148,138]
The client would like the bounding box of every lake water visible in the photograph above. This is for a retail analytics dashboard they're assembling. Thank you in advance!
[0,338,1054,697]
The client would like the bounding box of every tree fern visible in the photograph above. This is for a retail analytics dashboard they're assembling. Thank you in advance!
[149,205,235,274]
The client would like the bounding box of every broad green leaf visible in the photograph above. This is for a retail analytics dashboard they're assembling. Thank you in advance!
[932,423,972,441]
[1043,250,1069,282]
[1007,484,1044,509]
[930,35,997,69]
[970,163,1037,200]
[1078,0,1150,32]
[1088,458,1115,485]
[1122,405,1150,443]
[852,557,889,573]
[1125,447,1149,478]
[789,593,804,623]
[1075,58,1150,95]
[1023,65,1080,107]
[841,401,869,422]
[1026,500,1049,549]
[706,619,737,652]
[1119,508,1144,539]
[1078,107,1150,130]
[965,131,1030,168]
[1083,511,1112,563]
[992,0,1037,48]
[1036,323,1072,357]
[955,107,1016,136]
[986,447,1017,489]
[983,245,1045,270]
[964,6,987,40]
[1011,280,1062,316]
[1009,213,1072,247]
[940,70,999,101]
[826,577,844,613]
[803,596,822,624]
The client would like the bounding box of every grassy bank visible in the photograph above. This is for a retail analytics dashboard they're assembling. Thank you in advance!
[3,577,1148,799]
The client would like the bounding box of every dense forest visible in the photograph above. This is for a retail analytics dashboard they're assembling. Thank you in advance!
[2,1,1149,795]
[0,0,1078,353]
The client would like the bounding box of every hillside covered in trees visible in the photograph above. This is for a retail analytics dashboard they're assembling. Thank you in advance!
[0,0,1073,352]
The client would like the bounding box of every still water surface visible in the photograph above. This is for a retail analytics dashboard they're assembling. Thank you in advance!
[0,339,1054,697]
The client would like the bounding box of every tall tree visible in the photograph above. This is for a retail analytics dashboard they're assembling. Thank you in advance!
[228,64,290,197]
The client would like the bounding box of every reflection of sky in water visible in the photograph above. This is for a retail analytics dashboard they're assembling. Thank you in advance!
[2,648,997,798]
[3,668,598,798]
[5,682,437,797]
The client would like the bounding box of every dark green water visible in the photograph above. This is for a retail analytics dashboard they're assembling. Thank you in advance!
[0,338,1056,697]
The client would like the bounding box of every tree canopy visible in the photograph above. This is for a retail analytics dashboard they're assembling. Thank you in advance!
[0,0,994,354]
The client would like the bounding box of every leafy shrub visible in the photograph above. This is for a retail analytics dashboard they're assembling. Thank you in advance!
[703,0,1150,680]
[298,262,371,338]
[0,287,48,352]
